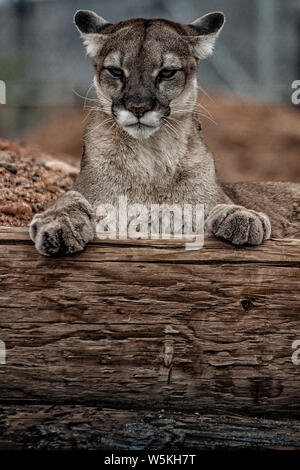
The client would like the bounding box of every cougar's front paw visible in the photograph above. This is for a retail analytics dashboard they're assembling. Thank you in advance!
[206,204,271,246]
[30,215,94,256]
[29,192,95,256]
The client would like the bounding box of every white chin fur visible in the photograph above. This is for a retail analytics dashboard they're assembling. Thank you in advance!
[116,109,161,139]
[123,124,159,139]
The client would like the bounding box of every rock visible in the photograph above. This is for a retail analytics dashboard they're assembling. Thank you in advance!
[32,204,44,213]
[43,159,79,177]
[15,177,29,186]
[0,151,13,162]
[0,202,32,217]
[0,162,17,174]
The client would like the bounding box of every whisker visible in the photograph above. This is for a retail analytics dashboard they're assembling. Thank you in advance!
[171,108,217,125]
[82,108,93,124]
[84,116,115,137]
[165,119,180,135]
[162,118,180,139]
[72,89,99,103]
[84,105,110,112]
[84,83,95,108]
[197,84,215,103]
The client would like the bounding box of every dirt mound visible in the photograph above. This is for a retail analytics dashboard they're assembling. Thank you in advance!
[0,139,78,227]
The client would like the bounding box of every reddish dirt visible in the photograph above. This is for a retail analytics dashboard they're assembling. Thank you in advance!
[203,95,300,182]
[0,139,78,227]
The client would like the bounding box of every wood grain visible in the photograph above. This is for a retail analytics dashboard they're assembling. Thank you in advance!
[0,227,300,448]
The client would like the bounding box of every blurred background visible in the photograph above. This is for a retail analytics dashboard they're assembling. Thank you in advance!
[0,0,300,182]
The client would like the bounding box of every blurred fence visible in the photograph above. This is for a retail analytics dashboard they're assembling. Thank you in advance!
[0,0,299,135]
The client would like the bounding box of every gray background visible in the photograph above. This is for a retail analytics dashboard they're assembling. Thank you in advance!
[0,0,299,134]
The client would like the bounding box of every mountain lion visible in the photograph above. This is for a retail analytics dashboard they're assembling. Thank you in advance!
[30,10,300,256]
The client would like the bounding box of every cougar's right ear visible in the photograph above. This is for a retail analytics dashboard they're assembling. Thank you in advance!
[74,10,112,57]
[186,12,225,60]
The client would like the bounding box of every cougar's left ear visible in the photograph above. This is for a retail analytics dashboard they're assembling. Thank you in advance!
[186,12,225,60]
[74,10,113,57]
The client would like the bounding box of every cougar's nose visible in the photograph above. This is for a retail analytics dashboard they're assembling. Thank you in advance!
[125,103,152,118]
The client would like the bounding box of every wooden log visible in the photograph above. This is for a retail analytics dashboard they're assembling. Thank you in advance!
[0,227,300,448]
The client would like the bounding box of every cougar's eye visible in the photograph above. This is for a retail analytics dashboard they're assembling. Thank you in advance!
[106,67,124,79]
[158,68,179,80]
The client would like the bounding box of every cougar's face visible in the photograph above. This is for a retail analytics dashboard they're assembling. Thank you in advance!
[75,11,225,139]
[94,22,197,139]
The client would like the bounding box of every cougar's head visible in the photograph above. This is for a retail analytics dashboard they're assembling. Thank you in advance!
[74,10,225,139]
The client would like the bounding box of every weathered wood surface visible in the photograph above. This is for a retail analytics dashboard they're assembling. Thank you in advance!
[0,227,300,448]
[1,406,300,450]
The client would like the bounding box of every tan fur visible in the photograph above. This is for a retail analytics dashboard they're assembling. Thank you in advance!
[223,182,300,238]
[30,11,300,256]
